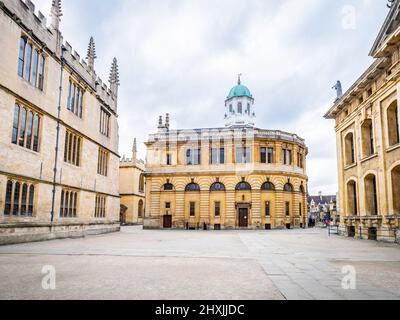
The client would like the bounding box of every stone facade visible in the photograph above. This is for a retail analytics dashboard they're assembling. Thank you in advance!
[145,81,309,230]
[325,1,400,242]
[120,139,145,224]
[0,0,120,244]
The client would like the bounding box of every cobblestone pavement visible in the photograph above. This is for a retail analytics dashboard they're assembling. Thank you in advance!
[0,227,399,300]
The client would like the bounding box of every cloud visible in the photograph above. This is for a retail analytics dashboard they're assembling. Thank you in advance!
[31,0,389,195]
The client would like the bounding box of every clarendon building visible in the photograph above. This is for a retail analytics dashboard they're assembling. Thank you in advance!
[120,139,145,225]
[325,0,400,243]
[0,0,120,244]
[144,78,309,230]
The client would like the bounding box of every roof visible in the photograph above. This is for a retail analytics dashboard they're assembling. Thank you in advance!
[308,195,336,205]
[226,84,253,101]
[370,0,400,57]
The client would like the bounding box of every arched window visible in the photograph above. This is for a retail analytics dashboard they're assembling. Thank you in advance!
[238,102,243,114]
[4,180,13,215]
[344,132,355,165]
[163,183,174,191]
[361,119,374,157]
[138,200,144,218]
[21,184,28,216]
[13,182,21,215]
[387,101,399,146]
[283,183,293,192]
[392,165,400,214]
[299,185,305,194]
[236,181,251,191]
[364,174,378,216]
[28,185,34,216]
[139,174,145,193]
[210,182,226,192]
[185,183,200,192]
[347,180,358,216]
[261,182,275,191]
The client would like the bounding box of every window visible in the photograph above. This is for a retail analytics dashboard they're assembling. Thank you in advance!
[166,202,171,209]
[100,108,111,137]
[166,153,172,166]
[297,153,304,168]
[190,202,196,217]
[268,147,274,164]
[17,36,45,90]
[139,174,145,193]
[24,43,32,82]
[236,146,251,164]
[238,102,242,114]
[344,132,355,165]
[3,179,35,217]
[265,201,271,217]
[67,80,84,118]
[60,189,78,218]
[186,148,201,165]
[260,147,267,163]
[211,148,225,165]
[98,147,109,176]
[284,183,293,192]
[64,130,82,167]
[215,202,221,217]
[210,182,226,192]
[299,203,302,216]
[391,165,400,214]
[361,120,374,157]
[95,194,106,218]
[229,105,233,113]
[185,183,200,192]
[164,183,174,191]
[247,103,251,114]
[285,202,290,216]
[387,101,399,146]
[18,37,26,77]
[11,103,41,152]
[138,200,144,218]
[236,181,251,191]
[261,182,275,191]
[282,149,292,165]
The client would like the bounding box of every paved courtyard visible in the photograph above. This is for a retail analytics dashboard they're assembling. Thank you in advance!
[0,227,399,300]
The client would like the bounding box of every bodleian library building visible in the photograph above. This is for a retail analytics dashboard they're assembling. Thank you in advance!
[0,0,121,244]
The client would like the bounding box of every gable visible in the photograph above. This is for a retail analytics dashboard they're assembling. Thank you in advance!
[370,0,400,57]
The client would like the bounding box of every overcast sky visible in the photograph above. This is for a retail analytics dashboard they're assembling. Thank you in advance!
[33,0,388,195]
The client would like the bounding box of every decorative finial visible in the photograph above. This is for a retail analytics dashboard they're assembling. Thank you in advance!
[109,57,120,97]
[86,36,97,71]
[158,116,163,127]
[50,0,63,30]
[165,113,170,130]
[133,138,137,153]
[238,73,242,85]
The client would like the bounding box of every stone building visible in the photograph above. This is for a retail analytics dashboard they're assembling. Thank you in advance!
[0,0,120,244]
[325,1,400,242]
[120,139,145,225]
[144,78,309,230]
[308,193,338,225]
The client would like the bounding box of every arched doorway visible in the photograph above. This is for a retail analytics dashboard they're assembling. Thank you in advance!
[138,199,144,218]
[120,204,128,224]
[347,180,358,216]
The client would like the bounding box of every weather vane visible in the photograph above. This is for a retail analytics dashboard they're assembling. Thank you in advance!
[238,73,242,85]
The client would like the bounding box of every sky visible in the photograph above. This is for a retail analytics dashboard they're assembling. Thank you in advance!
[33,0,389,195]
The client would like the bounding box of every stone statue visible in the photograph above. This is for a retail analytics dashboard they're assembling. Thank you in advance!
[332,81,343,100]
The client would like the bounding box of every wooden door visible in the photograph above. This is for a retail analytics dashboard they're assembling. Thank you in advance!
[239,208,249,228]
[163,215,172,229]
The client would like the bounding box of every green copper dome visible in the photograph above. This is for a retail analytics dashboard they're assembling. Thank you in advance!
[226,76,253,101]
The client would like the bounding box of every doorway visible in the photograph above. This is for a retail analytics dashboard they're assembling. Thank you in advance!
[238,208,249,228]
[163,215,172,229]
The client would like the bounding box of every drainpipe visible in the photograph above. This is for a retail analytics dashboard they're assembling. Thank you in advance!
[50,45,67,223]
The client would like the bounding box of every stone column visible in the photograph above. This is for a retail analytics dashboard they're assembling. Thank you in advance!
[175,191,185,229]
[225,190,236,229]
[251,190,261,229]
